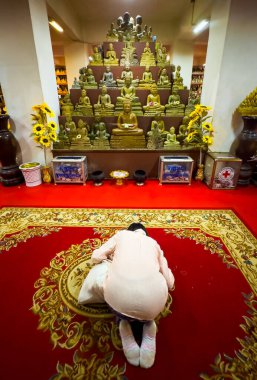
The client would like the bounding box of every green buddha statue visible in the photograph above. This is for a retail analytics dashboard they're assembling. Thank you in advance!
[139,65,155,89]
[164,126,180,147]
[60,93,74,116]
[91,46,103,66]
[140,42,156,66]
[157,68,171,89]
[112,100,143,136]
[94,85,114,116]
[143,83,165,115]
[147,119,164,149]
[106,22,118,41]
[104,43,119,65]
[64,115,77,142]
[71,77,81,89]
[173,65,185,90]
[84,68,97,89]
[74,89,93,116]
[54,124,70,149]
[156,45,169,67]
[165,87,185,116]
[70,118,92,149]
[176,124,187,145]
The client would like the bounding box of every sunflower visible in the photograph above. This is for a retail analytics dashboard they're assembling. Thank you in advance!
[202,122,214,132]
[39,135,51,147]
[188,117,199,130]
[32,104,42,111]
[186,131,197,142]
[189,110,201,119]
[33,123,45,135]
[40,103,55,117]
[47,121,57,131]
[49,131,57,142]
[34,135,41,144]
[202,135,213,145]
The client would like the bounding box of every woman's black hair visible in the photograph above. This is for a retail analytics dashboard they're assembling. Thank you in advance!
[127,222,148,236]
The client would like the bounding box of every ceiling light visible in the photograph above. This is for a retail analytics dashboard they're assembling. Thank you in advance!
[49,19,63,33]
[193,19,209,34]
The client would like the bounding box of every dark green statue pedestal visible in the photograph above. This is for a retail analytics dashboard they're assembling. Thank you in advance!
[0,114,24,186]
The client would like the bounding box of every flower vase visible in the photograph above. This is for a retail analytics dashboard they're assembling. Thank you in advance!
[236,116,257,185]
[42,165,52,183]
[0,114,24,186]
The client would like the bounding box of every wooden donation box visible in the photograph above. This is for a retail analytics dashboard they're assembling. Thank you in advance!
[52,156,88,184]
[158,155,194,184]
[204,152,242,189]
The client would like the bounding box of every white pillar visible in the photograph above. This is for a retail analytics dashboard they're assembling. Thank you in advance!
[64,42,91,89]
[201,0,257,152]
[0,0,59,164]
[172,40,194,89]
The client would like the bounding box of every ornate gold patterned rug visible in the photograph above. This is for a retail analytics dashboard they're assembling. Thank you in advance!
[0,207,256,380]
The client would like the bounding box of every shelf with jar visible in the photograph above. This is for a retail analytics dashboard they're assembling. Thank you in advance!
[190,65,205,96]
[55,65,69,97]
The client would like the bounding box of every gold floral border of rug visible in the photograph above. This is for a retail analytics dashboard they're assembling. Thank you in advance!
[1,207,257,295]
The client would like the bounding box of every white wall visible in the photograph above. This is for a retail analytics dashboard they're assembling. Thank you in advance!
[172,40,194,89]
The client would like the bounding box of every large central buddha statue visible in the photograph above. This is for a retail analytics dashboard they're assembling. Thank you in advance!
[143,83,165,115]
[140,42,156,66]
[115,77,143,115]
[104,43,119,65]
[110,100,146,149]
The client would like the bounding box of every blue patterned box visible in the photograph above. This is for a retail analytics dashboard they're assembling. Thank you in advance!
[158,155,194,184]
[52,156,87,184]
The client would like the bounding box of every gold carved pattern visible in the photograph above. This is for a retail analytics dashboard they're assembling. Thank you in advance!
[0,226,61,252]
[200,293,257,380]
[164,228,237,269]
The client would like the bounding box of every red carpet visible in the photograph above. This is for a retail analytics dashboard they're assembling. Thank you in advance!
[0,207,256,380]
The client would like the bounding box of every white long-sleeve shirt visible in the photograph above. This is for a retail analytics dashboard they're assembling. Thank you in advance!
[91,229,175,320]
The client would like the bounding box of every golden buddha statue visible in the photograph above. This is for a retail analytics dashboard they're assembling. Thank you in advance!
[104,43,119,65]
[165,87,185,116]
[115,77,143,116]
[173,65,185,90]
[106,22,118,41]
[117,64,139,87]
[143,83,165,116]
[139,65,155,89]
[60,93,74,116]
[157,68,171,89]
[110,100,145,149]
[100,66,116,87]
[140,42,156,66]
[70,118,92,150]
[94,85,114,116]
[91,46,103,66]
[120,41,139,66]
[164,127,180,147]
[74,89,93,116]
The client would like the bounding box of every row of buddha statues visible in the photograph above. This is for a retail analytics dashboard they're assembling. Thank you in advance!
[61,79,194,119]
[55,100,191,150]
[72,63,184,91]
[106,13,154,42]
[89,42,169,68]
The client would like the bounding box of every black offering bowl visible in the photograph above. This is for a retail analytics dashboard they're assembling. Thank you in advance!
[91,170,105,186]
[133,169,147,186]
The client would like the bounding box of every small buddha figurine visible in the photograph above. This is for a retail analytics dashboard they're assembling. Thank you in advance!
[117,64,139,87]
[54,124,70,149]
[104,43,119,65]
[64,115,77,142]
[84,68,97,88]
[100,66,116,87]
[112,100,143,136]
[106,22,118,41]
[173,65,185,89]
[60,93,74,116]
[164,126,180,147]
[176,124,187,145]
[70,119,92,149]
[71,77,81,89]
[117,77,140,104]
[140,42,156,66]
[147,120,164,149]
[95,122,110,140]
[91,46,103,66]
[77,118,90,136]
[139,66,155,88]
[157,68,171,89]
[94,85,114,116]
[156,45,169,66]
[151,113,167,138]
[165,87,185,116]
[74,89,93,116]
[143,83,165,115]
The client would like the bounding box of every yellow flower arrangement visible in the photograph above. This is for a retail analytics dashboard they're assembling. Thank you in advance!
[31,103,57,165]
[186,104,214,148]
